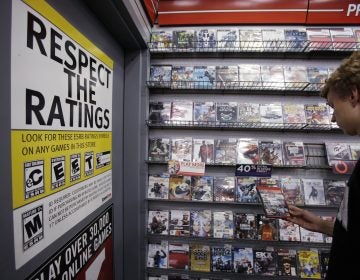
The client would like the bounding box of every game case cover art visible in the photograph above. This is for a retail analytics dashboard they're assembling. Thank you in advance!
[171,66,194,89]
[257,215,278,241]
[233,247,254,274]
[306,27,332,50]
[284,28,307,50]
[213,176,235,202]
[191,176,213,201]
[282,141,306,166]
[190,209,212,237]
[259,103,283,125]
[236,138,259,164]
[170,100,193,122]
[151,30,173,50]
[278,219,301,241]
[147,242,168,268]
[196,29,217,49]
[215,65,239,88]
[330,27,356,51]
[256,185,290,218]
[213,211,234,239]
[307,66,329,91]
[260,140,284,166]
[214,138,237,164]
[261,65,285,89]
[147,210,169,235]
[300,226,324,243]
[234,213,257,240]
[217,29,239,50]
[169,209,190,236]
[148,138,170,162]
[193,101,216,123]
[297,250,321,279]
[149,65,172,87]
[283,65,309,89]
[148,174,170,199]
[282,103,306,125]
[239,29,263,51]
[171,137,193,162]
[254,249,277,276]
[173,30,195,50]
[302,178,326,205]
[323,179,346,206]
[236,177,259,203]
[325,142,352,165]
[216,102,238,123]
[304,103,330,127]
[261,28,286,51]
[168,243,190,270]
[169,175,191,200]
[211,245,233,272]
[238,64,262,88]
[190,244,211,272]
[193,66,216,89]
[281,177,305,205]
[192,138,214,164]
[238,103,260,123]
[277,249,298,276]
[149,101,171,124]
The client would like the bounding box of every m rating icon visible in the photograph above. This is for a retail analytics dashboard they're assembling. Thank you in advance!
[22,205,44,251]
[24,160,45,199]
[84,151,94,176]
[51,156,65,189]
[70,154,81,182]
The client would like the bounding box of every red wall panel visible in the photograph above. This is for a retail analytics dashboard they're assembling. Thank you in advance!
[142,0,158,25]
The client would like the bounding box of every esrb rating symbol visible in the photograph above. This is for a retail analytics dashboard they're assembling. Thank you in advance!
[84,151,94,176]
[22,205,44,251]
[51,156,65,189]
[70,154,81,182]
[24,160,45,199]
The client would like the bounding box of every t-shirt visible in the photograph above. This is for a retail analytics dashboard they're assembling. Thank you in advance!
[326,158,360,279]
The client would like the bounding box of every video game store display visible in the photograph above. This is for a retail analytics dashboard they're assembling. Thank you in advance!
[145,25,359,280]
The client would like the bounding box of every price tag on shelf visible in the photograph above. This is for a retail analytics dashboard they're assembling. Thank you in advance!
[235,164,272,177]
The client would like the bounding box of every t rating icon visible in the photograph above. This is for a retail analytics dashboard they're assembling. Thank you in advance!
[84,151,94,176]
[22,205,44,251]
[70,154,81,182]
[51,156,65,189]
[24,160,45,199]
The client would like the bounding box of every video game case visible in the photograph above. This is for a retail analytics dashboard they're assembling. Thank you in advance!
[284,28,307,51]
[150,30,173,51]
[253,249,277,276]
[196,29,217,49]
[147,210,169,235]
[190,209,212,237]
[282,141,306,166]
[300,227,325,243]
[233,247,254,274]
[283,65,309,89]
[148,138,170,162]
[238,64,262,88]
[171,66,194,89]
[307,66,329,91]
[256,185,290,218]
[214,138,237,164]
[213,176,235,202]
[281,177,305,206]
[304,103,331,127]
[234,213,257,240]
[239,29,263,51]
[321,216,336,243]
[193,66,216,89]
[297,250,321,279]
[262,28,286,51]
[319,250,330,279]
[149,101,171,124]
[282,103,306,125]
[213,211,234,239]
[193,101,216,123]
[148,174,170,199]
[217,29,239,50]
[302,178,326,206]
[236,138,259,164]
[323,179,346,206]
[215,66,239,89]
[350,143,360,160]
[259,140,284,166]
[190,244,211,272]
[171,137,193,162]
[257,215,278,241]
[191,176,213,201]
[216,102,238,123]
[278,219,301,242]
[330,27,356,51]
[168,243,190,270]
[306,27,332,50]
[192,139,214,164]
[259,103,283,125]
[238,103,261,123]
[277,249,298,276]
[173,30,195,50]
[149,65,172,87]
[169,209,190,236]
[169,175,191,200]
[236,177,260,203]
[261,65,285,89]
[147,241,169,268]
[171,100,193,122]
[325,142,352,165]
[211,245,233,272]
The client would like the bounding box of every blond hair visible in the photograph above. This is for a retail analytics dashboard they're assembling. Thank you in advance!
[320,51,360,99]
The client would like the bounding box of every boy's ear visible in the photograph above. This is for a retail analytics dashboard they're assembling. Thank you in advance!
[350,86,360,107]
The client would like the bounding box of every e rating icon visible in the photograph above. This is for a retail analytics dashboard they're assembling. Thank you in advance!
[70,154,81,182]
[22,205,44,251]
[24,160,44,199]
[51,156,65,189]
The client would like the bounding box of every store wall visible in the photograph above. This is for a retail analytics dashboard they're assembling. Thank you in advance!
[0,0,150,279]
